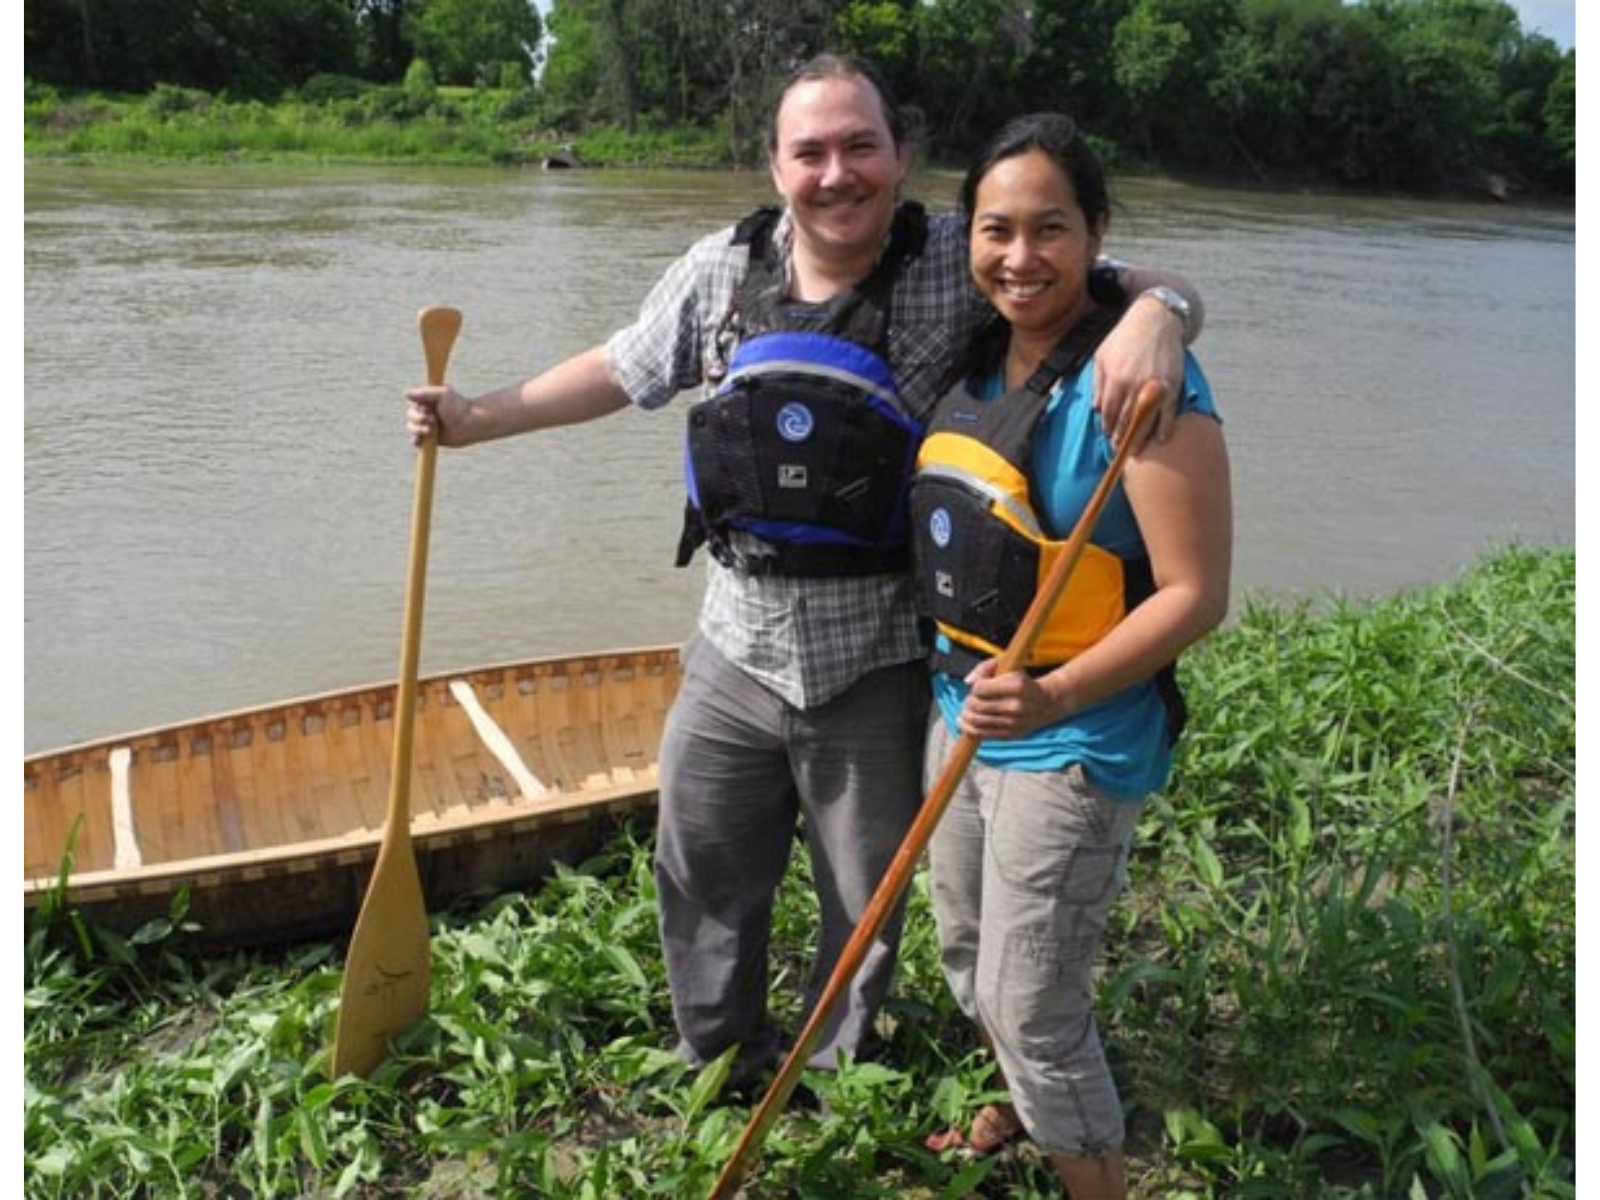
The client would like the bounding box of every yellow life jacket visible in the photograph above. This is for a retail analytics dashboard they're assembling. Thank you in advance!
[911,308,1143,676]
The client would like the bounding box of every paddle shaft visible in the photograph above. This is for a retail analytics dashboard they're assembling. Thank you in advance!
[386,313,457,836]
[331,306,461,1079]
[707,379,1167,1199]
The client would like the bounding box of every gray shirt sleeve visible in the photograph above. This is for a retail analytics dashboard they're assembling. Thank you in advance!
[603,226,745,410]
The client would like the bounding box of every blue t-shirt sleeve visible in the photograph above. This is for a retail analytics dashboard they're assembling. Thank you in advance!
[1177,352,1220,422]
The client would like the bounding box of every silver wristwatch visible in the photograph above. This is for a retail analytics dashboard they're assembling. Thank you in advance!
[1139,285,1192,338]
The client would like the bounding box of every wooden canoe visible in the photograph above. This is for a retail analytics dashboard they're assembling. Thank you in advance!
[23,644,683,947]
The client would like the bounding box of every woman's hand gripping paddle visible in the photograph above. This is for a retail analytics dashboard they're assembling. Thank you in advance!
[707,378,1168,1198]
[332,306,462,1079]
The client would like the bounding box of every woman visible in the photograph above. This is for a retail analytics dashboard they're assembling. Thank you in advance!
[406,61,1201,1095]
[912,113,1232,1198]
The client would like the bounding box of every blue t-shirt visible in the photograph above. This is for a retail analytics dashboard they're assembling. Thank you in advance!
[931,351,1219,799]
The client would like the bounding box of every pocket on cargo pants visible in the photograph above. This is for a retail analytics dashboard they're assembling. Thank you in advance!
[979,765,1141,1058]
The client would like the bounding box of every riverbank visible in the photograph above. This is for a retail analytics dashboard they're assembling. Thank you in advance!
[25,81,1570,205]
[23,81,733,169]
[24,545,1575,1198]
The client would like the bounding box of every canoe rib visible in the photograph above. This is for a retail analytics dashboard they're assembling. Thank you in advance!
[24,644,683,947]
[109,747,141,870]
[447,678,549,801]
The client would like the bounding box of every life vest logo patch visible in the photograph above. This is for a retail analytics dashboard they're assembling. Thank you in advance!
[929,507,953,549]
[776,402,815,443]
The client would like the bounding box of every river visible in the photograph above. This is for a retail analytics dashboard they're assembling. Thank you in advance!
[23,162,1575,752]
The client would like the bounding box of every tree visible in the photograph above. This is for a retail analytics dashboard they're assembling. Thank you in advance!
[403,0,541,87]
[913,0,1034,159]
[539,0,614,126]
[19,0,1574,194]
[1362,0,1503,184]
[541,0,832,160]
[832,1,918,73]
[1111,0,1193,156]
[641,0,738,128]
[1539,50,1575,188]
[243,0,363,93]
[540,0,687,132]
[1112,0,1242,162]
[1206,22,1283,178]
[1483,30,1566,188]
[356,0,415,83]
[1011,0,1135,135]
[555,0,645,131]
[1297,4,1416,186]
[24,0,359,96]
[1208,0,1370,181]
[701,0,836,163]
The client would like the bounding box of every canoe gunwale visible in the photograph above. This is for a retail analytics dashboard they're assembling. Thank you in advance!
[23,642,682,766]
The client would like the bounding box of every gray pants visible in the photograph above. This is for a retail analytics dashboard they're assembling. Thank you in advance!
[926,716,1143,1157]
[654,636,928,1083]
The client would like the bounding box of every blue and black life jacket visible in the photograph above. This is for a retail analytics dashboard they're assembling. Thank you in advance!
[910,307,1187,744]
[675,202,929,577]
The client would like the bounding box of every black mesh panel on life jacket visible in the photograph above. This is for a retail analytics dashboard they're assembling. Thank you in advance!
[686,391,761,521]
[817,390,916,537]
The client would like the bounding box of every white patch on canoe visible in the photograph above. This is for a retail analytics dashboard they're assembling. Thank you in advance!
[109,746,143,869]
[447,679,550,801]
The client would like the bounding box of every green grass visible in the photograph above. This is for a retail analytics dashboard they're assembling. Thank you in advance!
[23,80,730,168]
[23,545,1574,1197]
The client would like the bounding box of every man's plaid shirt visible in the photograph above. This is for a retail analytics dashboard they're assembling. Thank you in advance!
[605,204,987,709]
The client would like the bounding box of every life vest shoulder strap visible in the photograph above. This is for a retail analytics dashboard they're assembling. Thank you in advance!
[1021,303,1125,396]
[732,205,783,248]
[723,201,930,345]
[923,302,1126,462]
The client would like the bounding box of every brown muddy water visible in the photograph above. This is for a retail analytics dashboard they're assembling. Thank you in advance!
[23,163,1575,751]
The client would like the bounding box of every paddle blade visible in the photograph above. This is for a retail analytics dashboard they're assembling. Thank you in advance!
[332,835,432,1077]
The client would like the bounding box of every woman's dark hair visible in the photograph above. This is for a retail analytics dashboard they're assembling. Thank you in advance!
[766,53,906,155]
[958,112,1109,234]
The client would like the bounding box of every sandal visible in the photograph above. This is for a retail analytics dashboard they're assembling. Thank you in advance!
[924,1103,1026,1156]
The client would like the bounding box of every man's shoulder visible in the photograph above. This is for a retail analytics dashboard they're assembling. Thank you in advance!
[892,211,971,314]
[678,219,750,264]
[633,219,752,318]
[922,209,966,248]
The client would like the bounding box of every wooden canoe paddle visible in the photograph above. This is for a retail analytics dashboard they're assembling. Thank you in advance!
[332,305,462,1079]
[707,378,1168,1198]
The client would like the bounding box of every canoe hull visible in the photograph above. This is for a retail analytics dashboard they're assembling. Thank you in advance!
[24,645,683,947]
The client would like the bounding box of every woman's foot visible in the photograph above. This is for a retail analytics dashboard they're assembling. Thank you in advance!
[924,1103,1027,1156]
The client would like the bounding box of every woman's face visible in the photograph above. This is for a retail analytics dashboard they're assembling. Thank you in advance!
[769,74,908,270]
[968,149,1104,340]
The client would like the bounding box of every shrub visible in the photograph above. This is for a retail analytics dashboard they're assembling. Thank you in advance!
[402,58,437,104]
[145,83,212,118]
[298,73,368,105]
[496,88,541,123]
[24,78,59,106]
[359,85,430,123]
[19,552,1574,1198]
